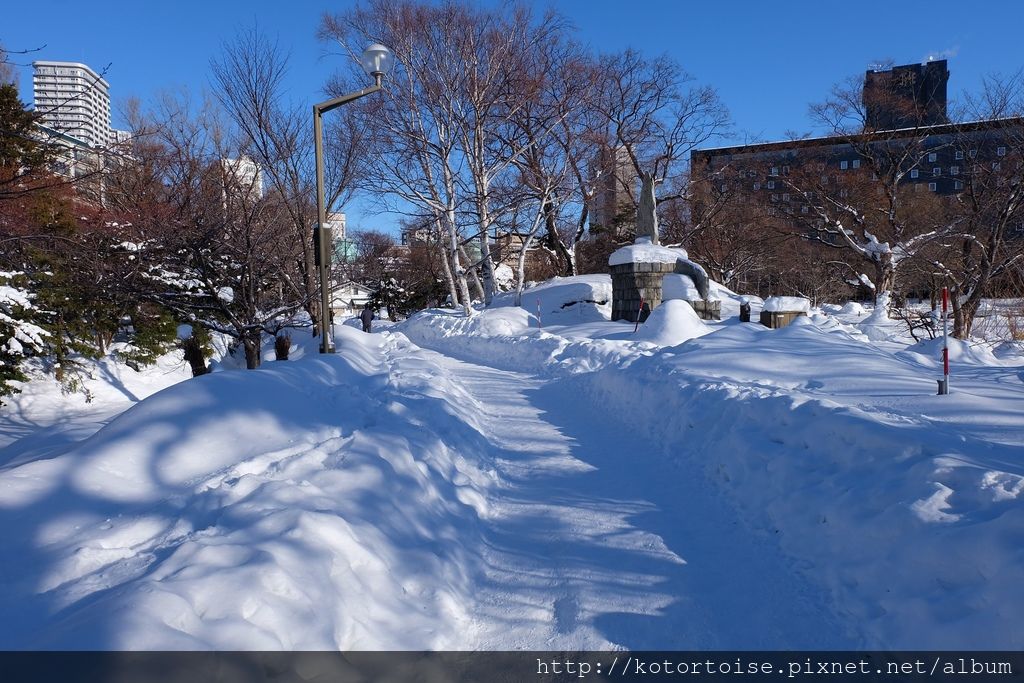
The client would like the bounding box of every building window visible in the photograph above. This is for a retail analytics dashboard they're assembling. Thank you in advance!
[753,182,761,190]
[839,189,848,198]
[928,182,937,191]
[840,160,849,170]
[770,193,778,202]
[970,149,978,158]
[782,193,790,202]
[801,205,809,214]
[950,166,960,175]
[767,181,775,189]
[910,169,919,179]
[928,152,937,162]
[852,159,861,169]
[720,183,728,192]
[955,150,964,160]
[997,146,1007,156]
[782,165,790,175]
[820,175,828,184]
[933,167,941,176]
[993,162,1002,171]
[770,166,779,176]
[954,180,964,190]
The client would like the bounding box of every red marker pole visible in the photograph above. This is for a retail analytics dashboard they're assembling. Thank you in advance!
[940,286,950,395]
[633,295,646,333]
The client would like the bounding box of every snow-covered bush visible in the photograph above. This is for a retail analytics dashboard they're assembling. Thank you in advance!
[0,271,48,402]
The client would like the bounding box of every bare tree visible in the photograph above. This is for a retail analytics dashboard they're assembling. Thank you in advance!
[592,49,729,239]
[322,0,482,314]
[210,28,369,338]
[928,74,1024,337]
[109,93,307,368]
[773,78,960,309]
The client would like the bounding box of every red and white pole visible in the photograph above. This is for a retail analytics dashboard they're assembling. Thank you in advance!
[940,286,950,395]
[633,295,646,333]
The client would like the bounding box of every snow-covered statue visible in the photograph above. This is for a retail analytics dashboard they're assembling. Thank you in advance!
[636,170,659,245]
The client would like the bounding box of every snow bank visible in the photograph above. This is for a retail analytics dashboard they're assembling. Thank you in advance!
[401,303,1024,647]
[0,327,498,649]
[572,320,1024,649]
[398,306,633,376]
[840,301,867,316]
[633,300,711,346]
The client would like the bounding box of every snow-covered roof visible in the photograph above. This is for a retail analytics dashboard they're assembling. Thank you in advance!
[762,296,811,313]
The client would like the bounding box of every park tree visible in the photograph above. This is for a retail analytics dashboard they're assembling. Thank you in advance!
[928,74,1024,337]
[107,94,308,369]
[772,77,961,309]
[321,0,479,314]
[591,49,729,242]
[211,28,370,341]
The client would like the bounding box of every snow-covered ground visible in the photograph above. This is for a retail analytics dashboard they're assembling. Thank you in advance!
[0,279,1022,649]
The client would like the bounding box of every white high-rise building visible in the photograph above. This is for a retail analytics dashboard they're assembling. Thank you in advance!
[32,61,112,148]
[220,157,265,201]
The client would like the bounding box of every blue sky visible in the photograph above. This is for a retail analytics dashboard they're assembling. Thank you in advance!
[5,0,1023,232]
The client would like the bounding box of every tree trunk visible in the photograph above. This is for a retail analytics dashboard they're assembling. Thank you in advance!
[874,255,895,310]
[543,199,575,277]
[243,332,263,369]
[438,240,459,308]
[459,244,485,302]
[954,290,982,339]
[181,335,209,377]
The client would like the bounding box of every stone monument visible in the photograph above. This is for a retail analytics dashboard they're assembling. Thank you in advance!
[608,171,720,322]
[636,171,659,245]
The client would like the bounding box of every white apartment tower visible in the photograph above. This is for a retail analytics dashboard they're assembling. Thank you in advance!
[32,61,112,148]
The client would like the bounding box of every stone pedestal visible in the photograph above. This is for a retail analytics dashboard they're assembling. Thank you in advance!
[610,261,676,322]
[610,262,721,322]
[690,299,722,321]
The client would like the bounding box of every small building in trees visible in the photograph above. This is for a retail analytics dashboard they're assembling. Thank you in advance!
[331,280,374,319]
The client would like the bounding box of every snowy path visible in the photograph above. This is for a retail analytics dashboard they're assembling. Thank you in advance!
[390,337,857,649]
[4,313,1020,649]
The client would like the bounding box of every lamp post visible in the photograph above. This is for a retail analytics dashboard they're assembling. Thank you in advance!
[314,43,394,353]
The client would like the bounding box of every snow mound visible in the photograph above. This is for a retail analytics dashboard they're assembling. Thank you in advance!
[662,274,703,301]
[840,301,867,315]
[634,300,711,346]
[492,274,611,323]
[898,336,1005,368]
[574,317,1024,649]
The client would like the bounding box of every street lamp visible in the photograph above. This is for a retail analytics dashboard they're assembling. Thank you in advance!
[314,43,394,353]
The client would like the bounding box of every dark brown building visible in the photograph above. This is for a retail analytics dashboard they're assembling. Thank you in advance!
[691,60,1022,211]
[864,59,949,130]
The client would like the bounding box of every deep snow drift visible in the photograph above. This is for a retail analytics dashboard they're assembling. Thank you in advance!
[1,275,1022,650]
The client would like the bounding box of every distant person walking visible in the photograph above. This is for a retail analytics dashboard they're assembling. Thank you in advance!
[359,303,375,333]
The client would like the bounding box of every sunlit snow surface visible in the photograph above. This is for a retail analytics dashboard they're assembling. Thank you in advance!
[1,276,1022,650]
